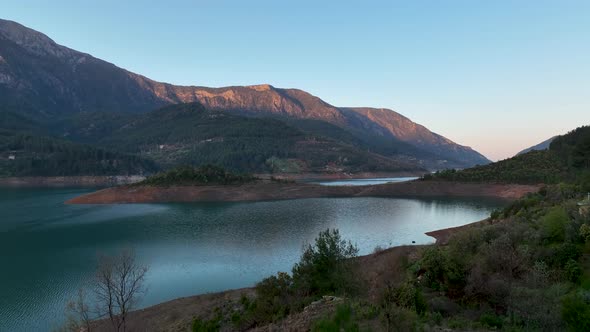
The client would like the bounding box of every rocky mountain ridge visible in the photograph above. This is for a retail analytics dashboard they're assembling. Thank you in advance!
[0,18,490,170]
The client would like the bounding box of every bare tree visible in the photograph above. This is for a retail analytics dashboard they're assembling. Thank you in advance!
[94,249,148,332]
[62,288,92,332]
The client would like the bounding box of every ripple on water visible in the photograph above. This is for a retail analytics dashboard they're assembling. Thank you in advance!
[0,188,505,332]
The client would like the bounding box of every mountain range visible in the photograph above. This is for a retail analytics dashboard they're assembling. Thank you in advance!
[0,19,490,176]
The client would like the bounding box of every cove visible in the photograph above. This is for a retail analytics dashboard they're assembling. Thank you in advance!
[0,187,505,331]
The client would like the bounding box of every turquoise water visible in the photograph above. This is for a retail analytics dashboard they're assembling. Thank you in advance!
[0,187,505,331]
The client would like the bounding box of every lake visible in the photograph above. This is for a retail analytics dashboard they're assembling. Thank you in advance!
[0,187,505,331]
[308,177,419,186]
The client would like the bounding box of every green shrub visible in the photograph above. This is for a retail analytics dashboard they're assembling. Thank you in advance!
[312,304,359,332]
[257,272,293,315]
[507,284,568,330]
[292,229,359,296]
[427,296,460,317]
[418,242,469,292]
[579,170,590,192]
[447,317,470,329]
[242,272,296,325]
[383,282,427,316]
[191,315,221,332]
[562,293,590,331]
[430,311,443,325]
[419,247,448,289]
[380,304,420,332]
[542,207,569,242]
[239,229,361,328]
[230,311,242,326]
[479,312,503,329]
[551,243,581,268]
[580,224,590,242]
[565,259,582,283]
[491,209,502,220]
[141,164,256,186]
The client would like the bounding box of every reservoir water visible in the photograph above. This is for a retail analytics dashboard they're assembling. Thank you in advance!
[0,187,505,331]
[308,177,419,186]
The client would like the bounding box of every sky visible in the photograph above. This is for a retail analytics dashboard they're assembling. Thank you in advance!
[2,0,589,160]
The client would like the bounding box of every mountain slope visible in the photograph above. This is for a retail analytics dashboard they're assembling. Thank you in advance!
[0,129,157,176]
[58,103,425,173]
[428,125,590,184]
[516,136,557,156]
[0,18,489,170]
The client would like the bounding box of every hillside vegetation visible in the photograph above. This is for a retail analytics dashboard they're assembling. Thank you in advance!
[51,103,425,174]
[426,150,566,184]
[0,130,157,177]
[139,165,257,186]
[427,126,590,185]
[0,102,427,176]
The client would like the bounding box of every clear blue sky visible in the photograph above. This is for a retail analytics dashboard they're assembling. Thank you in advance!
[3,0,589,160]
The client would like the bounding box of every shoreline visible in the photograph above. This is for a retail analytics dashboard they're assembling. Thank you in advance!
[0,171,424,188]
[0,175,146,187]
[83,181,534,330]
[425,217,496,245]
[258,171,425,181]
[66,180,541,204]
[90,216,495,331]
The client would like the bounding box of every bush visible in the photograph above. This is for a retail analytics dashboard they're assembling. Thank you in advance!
[192,315,221,332]
[562,293,590,331]
[383,282,427,316]
[541,207,569,242]
[479,312,504,329]
[141,164,256,186]
[419,247,449,289]
[580,224,590,242]
[312,304,359,332]
[251,272,295,322]
[237,229,360,328]
[551,243,581,268]
[380,304,420,332]
[565,259,582,283]
[292,229,359,296]
[507,284,567,330]
[491,209,501,220]
[427,296,460,317]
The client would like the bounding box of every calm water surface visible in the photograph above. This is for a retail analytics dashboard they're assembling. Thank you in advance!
[309,177,419,186]
[0,187,505,331]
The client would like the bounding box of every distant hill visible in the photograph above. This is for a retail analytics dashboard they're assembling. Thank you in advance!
[516,136,557,156]
[427,126,590,184]
[0,130,157,177]
[0,18,489,173]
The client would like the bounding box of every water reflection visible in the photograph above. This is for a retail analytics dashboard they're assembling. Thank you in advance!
[0,188,505,331]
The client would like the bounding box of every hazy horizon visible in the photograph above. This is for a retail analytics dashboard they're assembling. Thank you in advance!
[3,0,589,160]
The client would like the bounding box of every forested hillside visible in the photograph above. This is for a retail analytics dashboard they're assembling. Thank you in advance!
[0,102,428,176]
[0,130,157,176]
[95,103,423,173]
[427,126,590,184]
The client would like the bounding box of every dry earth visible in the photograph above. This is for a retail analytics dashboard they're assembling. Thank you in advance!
[66,180,541,204]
